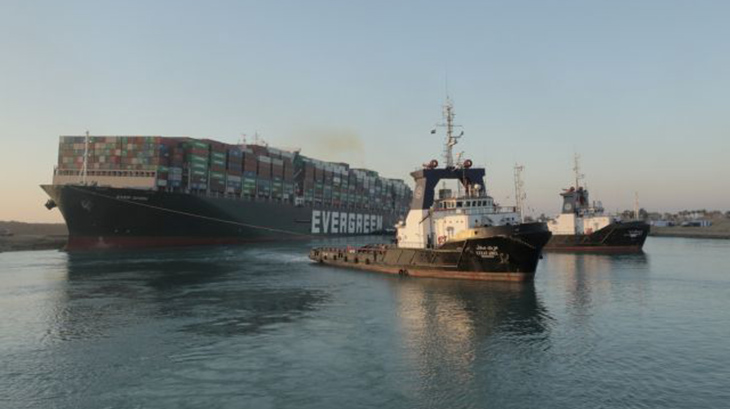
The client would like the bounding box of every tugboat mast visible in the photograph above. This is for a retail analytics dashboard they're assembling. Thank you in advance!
[573,152,584,189]
[514,164,526,222]
[437,97,462,168]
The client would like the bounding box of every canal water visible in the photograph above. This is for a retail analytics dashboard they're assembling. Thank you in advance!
[1,237,729,409]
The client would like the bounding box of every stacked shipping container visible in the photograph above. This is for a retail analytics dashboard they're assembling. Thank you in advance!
[56,136,412,213]
[242,147,257,197]
[226,146,243,195]
[184,139,209,191]
[58,136,162,172]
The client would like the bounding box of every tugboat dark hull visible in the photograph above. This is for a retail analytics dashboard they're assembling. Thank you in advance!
[545,220,650,252]
[309,222,552,282]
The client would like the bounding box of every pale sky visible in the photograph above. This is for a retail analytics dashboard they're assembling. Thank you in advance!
[1,0,729,223]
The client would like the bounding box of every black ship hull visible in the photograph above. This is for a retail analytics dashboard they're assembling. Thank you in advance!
[42,185,403,250]
[309,222,552,282]
[545,220,650,252]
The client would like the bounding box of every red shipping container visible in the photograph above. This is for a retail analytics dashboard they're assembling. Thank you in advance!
[249,145,268,156]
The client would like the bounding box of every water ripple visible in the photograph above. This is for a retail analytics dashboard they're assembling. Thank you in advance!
[1,239,729,408]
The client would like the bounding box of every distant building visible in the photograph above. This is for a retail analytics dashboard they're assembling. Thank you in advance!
[681,220,712,227]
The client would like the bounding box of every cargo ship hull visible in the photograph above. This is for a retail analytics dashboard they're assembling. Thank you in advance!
[42,185,402,250]
[309,223,552,282]
[545,221,650,252]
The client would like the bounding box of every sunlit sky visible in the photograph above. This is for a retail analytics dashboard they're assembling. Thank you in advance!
[1,0,729,223]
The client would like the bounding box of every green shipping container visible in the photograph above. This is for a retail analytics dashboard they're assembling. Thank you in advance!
[242,178,256,195]
[185,140,209,150]
[191,161,207,170]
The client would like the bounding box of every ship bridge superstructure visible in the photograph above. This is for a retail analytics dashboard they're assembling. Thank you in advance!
[549,155,613,236]
[396,98,523,249]
[428,191,520,247]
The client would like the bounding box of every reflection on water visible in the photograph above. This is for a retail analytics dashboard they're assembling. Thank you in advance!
[50,247,328,342]
[543,252,650,317]
[389,278,552,405]
[396,279,549,348]
[2,238,729,409]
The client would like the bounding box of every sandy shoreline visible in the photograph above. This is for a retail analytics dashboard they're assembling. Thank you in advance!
[649,229,730,240]
[0,235,68,253]
[0,221,69,253]
[649,220,730,240]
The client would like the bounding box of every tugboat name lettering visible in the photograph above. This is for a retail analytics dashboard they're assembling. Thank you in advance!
[311,210,383,234]
[475,245,499,258]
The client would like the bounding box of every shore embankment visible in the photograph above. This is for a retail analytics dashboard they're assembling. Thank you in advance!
[0,222,68,253]
[649,220,730,240]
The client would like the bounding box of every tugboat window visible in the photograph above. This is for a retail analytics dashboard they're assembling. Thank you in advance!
[456,201,463,208]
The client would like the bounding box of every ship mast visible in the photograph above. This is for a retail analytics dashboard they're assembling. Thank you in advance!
[437,97,462,168]
[514,164,526,222]
[573,153,584,189]
[79,130,90,185]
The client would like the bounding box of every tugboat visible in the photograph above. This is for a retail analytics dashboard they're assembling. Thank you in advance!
[309,99,552,282]
[544,154,650,252]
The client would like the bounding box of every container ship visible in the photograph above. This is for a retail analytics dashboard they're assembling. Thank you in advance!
[310,99,552,282]
[42,134,412,250]
[544,155,649,252]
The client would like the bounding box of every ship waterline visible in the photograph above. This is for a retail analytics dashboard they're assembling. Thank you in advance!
[310,223,553,282]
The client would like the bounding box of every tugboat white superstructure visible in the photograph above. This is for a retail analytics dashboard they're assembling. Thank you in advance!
[309,99,552,282]
[544,154,649,252]
[396,173,522,250]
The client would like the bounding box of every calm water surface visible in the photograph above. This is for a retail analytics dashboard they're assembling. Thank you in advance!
[1,237,729,408]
